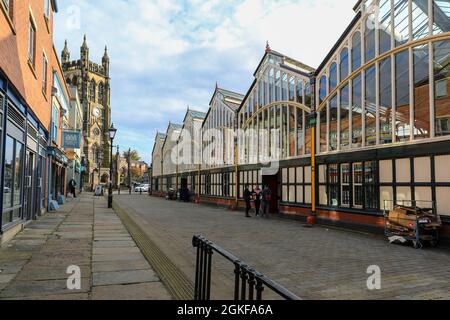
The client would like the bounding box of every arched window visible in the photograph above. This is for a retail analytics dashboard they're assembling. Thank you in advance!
[365,15,376,62]
[340,48,349,81]
[98,82,104,103]
[352,32,361,72]
[319,75,327,104]
[329,62,337,91]
[89,80,96,102]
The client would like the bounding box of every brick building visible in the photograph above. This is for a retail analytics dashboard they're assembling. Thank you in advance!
[0,0,70,243]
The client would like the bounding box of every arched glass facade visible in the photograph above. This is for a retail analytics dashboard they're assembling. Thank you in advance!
[316,0,450,154]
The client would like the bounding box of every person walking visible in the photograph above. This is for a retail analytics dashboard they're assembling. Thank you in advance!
[261,185,272,218]
[243,185,253,218]
[253,186,262,217]
[68,178,77,198]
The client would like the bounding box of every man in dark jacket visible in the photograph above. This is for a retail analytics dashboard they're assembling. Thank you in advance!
[69,178,77,198]
[243,185,252,218]
[261,185,272,218]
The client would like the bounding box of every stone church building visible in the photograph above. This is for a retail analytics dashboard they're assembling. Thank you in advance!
[61,36,112,190]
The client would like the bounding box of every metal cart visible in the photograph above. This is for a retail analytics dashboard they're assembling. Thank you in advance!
[383,200,441,249]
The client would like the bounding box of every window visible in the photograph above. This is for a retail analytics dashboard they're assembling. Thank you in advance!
[296,80,303,104]
[329,95,338,151]
[353,163,364,207]
[51,104,59,142]
[433,0,450,34]
[28,17,37,66]
[434,40,450,137]
[319,107,327,153]
[352,32,362,72]
[289,76,295,102]
[328,164,339,207]
[340,48,349,81]
[341,164,351,207]
[412,0,429,40]
[340,84,350,150]
[365,66,376,146]
[379,57,393,144]
[396,50,411,142]
[364,15,376,62]
[394,0,410,46]
[352,74,363,148]
[282,73,288,101]
[89,80,96,102]
[42,53,48,94]
[378,0,392,54]
[413,44,430,140]
[319,75,327,104]
[329,63,337,91]
[2,136,23,226]
[364,161,378,209]
[98,82,104,103]
[436,79,448,98]
[275,70,281,101]
[297,108,304,155]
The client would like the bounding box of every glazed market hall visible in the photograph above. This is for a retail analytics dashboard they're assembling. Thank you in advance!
[151,0,450,243]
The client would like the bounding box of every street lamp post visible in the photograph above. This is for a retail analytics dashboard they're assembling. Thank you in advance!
[108,124,117,209]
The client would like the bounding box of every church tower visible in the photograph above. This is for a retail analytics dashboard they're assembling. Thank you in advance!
[61,36,112,190]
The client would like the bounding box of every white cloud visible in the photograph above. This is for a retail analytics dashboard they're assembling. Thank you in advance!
[55,0,358,163]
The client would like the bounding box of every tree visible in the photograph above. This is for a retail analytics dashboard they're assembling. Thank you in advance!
[123,149,141,161]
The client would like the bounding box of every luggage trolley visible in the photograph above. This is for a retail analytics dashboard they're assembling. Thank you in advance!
[383,200,441,249]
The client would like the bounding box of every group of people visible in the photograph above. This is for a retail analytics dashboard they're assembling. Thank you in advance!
[243,185,272,218]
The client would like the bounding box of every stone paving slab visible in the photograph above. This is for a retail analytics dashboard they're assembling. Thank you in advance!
[92,283,172,300]
[0,194,171,300]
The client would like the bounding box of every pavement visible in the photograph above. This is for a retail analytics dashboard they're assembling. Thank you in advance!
[114,194,450,300]
[0,194,171,300]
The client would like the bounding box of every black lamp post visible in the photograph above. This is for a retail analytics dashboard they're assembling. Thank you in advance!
[108,124,117,208]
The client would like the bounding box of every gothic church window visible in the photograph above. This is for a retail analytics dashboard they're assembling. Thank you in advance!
[89,80,96,102]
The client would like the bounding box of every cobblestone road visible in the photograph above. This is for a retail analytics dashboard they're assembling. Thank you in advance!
[115,195,450,300]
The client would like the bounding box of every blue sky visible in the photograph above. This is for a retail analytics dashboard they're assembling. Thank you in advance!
[54,0,357,164]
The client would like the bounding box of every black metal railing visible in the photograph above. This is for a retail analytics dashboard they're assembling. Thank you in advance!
[192,235,301,301]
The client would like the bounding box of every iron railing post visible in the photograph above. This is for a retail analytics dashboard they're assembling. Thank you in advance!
[233,261,241,301]
[255,274,265,301]
[248,269,256,301]
[240,265,248,301]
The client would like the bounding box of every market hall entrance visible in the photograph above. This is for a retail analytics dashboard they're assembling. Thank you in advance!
[262,172,279,214]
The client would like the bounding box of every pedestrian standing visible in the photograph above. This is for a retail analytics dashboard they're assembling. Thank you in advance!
[243,185,252,218]
[253,186,262,217]
[261,185,272,218]
[69,178,77,198]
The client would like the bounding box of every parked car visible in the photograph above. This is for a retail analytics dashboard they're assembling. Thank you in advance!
[134,184,149,193]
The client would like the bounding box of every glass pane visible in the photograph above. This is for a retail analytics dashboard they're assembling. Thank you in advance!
[340,48,349,81]
[320,107,327,153]
[269,68,274,103]
[352,74,363,148]
[297,80,303,104]
[379,0,393,54]
[304,82,312,107]
[275,70,281,101]
[289,76,295,101]
[329,95,338,151]
[380,57,393,144]
[319,75,327,104]
[329,62,338,91]
[340,84,350,150]
[433,0,450,34]
[14,141,23,207]
[365,65,377,146]
[282,105,288,158]
[412,0,430,40]
[3,136,14,210]
[434,40,450,137]
[297,109,304,155]
[413,44,430,140]
[282,73,288,101]
[289,106,296,157]
[365,15,376,62]
[396,50,411,142]
[352,32,362,71]
[394,0,410,46]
